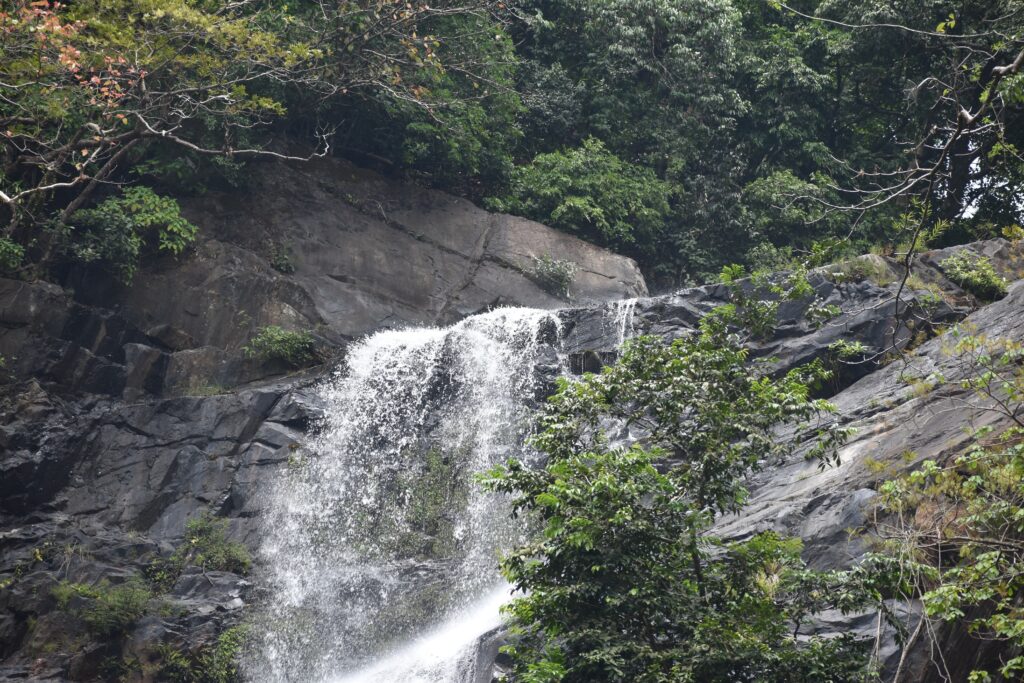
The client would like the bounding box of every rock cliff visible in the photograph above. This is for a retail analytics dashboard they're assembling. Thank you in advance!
[0,158,644,681]
[1,156,1022,683]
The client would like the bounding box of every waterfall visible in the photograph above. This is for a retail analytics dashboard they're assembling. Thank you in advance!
[247,308,565,683]
[610,298,637,345]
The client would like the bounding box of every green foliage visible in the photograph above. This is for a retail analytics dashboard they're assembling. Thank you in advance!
[147,514,251,592]
[512,0,746,280]
[242,326,318,367]
[829,339,868,361]
[715,263,822,340]
[3,0,1023,286]
[267,243,295,275]
[0,0,519,274]
[388,15,522,193]
[482,316,870,681]
[869,332,1024,680]
[66,187,197,283]
[739,170,848,253]
[53,575,156,640]
[877,426,1024,680]
[52,580,100,610]
[158,626,248,683]
[940,251,1008,302]
[487,138,673,252]
[71,579,153,638]
[493,0,1024,282]
[1002,224,1024,242]
[177,514,251,576]
[116,186,198,255]
[0,238,24,273]
[530,255,577,299]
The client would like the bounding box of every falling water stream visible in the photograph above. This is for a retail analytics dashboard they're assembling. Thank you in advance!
[247,308,569,682]
[247,301,640,682]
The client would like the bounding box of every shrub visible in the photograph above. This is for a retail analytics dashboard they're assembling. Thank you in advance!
[52,580,99,610]
[67,186,198,283]
[940,250,1008,301]
[242,326,317,367]
[178,514,251,576]
[486,137,673,251]
[1002,224,1024,241]
[530,255,577,299]
[828,257,895,286]
[148,514,251,591]
[82,580,153,637]
[0,237,24,273]
[267,243,295,274]
[158,625,248,683]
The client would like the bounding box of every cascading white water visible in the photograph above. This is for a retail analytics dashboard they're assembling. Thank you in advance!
[610,298,638,345]
[247,308,565,683]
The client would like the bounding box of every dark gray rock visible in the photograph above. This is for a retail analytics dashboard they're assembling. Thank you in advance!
[710,278,1024,681]
[1,235,1021,681]
[69,156,646,357]
[557,242,1009,395]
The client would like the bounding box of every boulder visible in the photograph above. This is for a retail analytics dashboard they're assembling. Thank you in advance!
[71,156,646,353]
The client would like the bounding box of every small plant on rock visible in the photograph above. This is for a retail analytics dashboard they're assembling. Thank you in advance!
[940,250,1008,301]
[177,514,251,576]
[1002,224,1024,242]
[243,326,318,367]
[147,514,251,591]
[52,580,99,610]
[829,257,895,287]
[267,243,296,274]
[530,254,577,299]
[53,578,152,636]
[158,625,248,683]
[75,579,153,638]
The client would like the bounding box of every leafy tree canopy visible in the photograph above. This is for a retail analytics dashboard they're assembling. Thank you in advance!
[486,137,673,251]
[482,317,878,682]
[4,0,1024,286]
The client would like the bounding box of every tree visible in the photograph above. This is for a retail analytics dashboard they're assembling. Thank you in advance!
[0,0,516,265]
[767,1,1024,246]
[483,318,875,682]
[509,0,747,283]
[486,137,673,253]
[872,330,1024,682]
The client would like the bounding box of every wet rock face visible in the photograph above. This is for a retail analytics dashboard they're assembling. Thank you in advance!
[0,235,1021,681]
[0,376,324,680]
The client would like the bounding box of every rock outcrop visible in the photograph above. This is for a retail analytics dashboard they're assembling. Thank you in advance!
[1,156,645,400]
[0,159,645,681]
[1,226,1022,680]
[74,156,646,351]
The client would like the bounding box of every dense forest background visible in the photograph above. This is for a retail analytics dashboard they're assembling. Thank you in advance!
[2,0,1023,289]
[5,3,1024,682]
